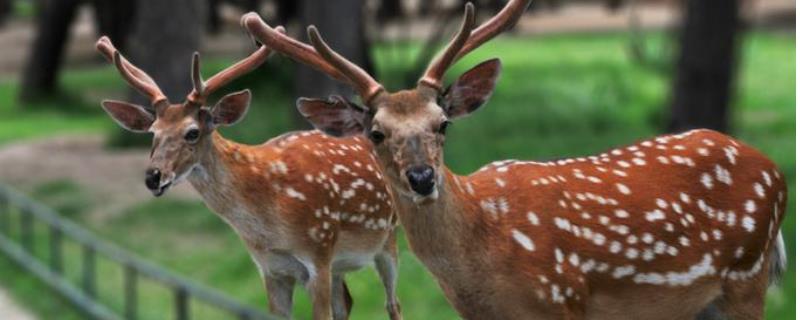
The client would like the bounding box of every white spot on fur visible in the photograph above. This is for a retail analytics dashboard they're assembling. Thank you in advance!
[715,165,732,185]
[744,200,756,213]
[616,183,631,195]
[633,254,715,286]
[701,173,714,189]
[646,209,666,222]
[742,216,756,232]
[613,265,636,279]
[762,171,772,187]
[528,212,540,226]
[286,187,306,201]
[511,229,535,251]
[609,241,622,254]
[753,183,765,198]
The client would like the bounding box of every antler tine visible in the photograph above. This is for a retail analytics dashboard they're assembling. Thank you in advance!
[455,0,532,61]
[95,36,167,106]
[242,13,351,85]
[242,13,384,104]
[418,0,531,92]
[306,26,385,104]
[418,3,476,91]
[187,28,282,105]
[190,52,205,101]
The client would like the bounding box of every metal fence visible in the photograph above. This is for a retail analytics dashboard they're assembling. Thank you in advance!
[0,184,277,320]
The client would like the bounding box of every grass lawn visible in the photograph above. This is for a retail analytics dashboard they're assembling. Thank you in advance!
[0,31,794,319]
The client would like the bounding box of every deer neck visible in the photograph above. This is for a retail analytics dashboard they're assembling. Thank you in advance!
[390,167,484,280]
[188,132,276,220]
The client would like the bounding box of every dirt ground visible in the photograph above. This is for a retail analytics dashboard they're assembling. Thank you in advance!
[0,288,35,320]
[0,135,200,220]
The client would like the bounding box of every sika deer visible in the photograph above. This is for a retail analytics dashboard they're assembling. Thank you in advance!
[95,36,402,320]
[243,2,787,319]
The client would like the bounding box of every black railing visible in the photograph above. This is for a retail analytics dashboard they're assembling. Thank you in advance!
[0,184,277,320]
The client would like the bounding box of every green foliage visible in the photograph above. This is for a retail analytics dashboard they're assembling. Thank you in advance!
[11,0,35,19]
[0,31,794,319]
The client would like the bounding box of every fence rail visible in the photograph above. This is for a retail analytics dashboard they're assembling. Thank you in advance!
[0,184,276,320]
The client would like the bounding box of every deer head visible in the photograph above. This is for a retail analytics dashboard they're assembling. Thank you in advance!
[96,34,281,196]
[243,1,528,203]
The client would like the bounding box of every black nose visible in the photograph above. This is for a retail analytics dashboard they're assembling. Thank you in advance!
[406,165,435,196]
[145,168,161,190]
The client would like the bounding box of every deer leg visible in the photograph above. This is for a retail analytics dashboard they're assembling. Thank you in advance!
[264,275,295,319]
[308,261,334,320]
[695,297,726,320]
[331,275,353,320]
[375,237,402,320]
[715,262,771,320]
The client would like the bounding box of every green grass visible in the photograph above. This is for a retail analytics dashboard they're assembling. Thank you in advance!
[0,30,794,319]
[0,71,111,145]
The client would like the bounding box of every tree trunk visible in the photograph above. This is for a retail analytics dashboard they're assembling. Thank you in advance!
[0,0,11,26]
[667,0,741,133]
[292,0,373,129]
[91,0,136,49]
[19,0,81,102]
[111,0,204,147]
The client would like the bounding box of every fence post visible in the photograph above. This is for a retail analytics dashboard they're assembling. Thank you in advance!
[20,207,33,250]
[82,244,96,298]
[0,193,8,236]
[238,311,252,320]
[124,265,138,320]
[175,287,189,320]
[50,225,63,274]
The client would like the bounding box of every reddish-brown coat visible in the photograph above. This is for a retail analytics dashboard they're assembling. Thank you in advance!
[398,129,785,319]
[198,130,395,248]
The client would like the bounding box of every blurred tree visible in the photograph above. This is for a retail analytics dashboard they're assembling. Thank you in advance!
[667,0,741,133]
[377,0,403,22]
[91,0,136,46]
[291,0,373,128]
[208,0,222,34]
[0,0,11,25]
[272,0,297,27]
[19,0,136,103]
[19,0,81,102]
[112,0,205,147]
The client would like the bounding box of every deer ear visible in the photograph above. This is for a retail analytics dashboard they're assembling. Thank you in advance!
[211,89,251,126]
[442,58,501,119]
[101,100,155,133]
[296,96,369,137]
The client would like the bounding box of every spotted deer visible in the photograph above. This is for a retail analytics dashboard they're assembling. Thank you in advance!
[95,36,402,320]
[243,2,787,319]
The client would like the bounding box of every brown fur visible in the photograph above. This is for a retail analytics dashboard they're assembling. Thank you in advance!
[374,126,786,319]
[105,102,404,320]
[185,129,403,320]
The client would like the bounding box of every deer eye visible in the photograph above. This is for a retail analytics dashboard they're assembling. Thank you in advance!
[438,120,451,135]
[184,128,200,143]
[369,130,385,144]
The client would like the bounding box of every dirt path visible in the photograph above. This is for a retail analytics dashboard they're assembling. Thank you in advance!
[0,135,199,221]
[0,288,36,320]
